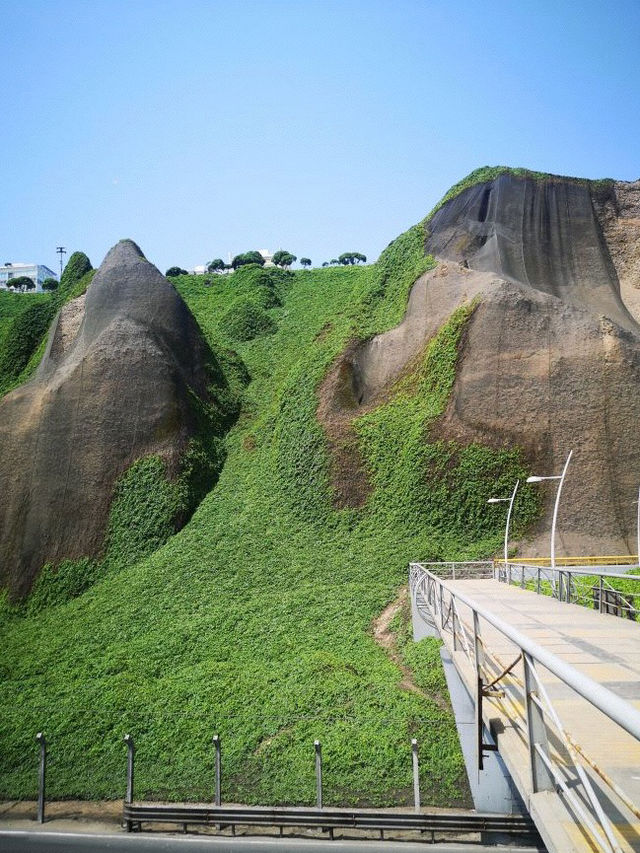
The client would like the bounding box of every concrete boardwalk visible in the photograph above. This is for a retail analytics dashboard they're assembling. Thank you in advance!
[439,578,640,853]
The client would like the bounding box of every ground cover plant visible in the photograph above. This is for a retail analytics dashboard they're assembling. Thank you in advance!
[0,225,537,807]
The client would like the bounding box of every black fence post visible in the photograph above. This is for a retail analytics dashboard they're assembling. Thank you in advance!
[35,733,46,824]
[123,734,135,831]
[314,740,323,809]
[411,738,420,813]
[213,734,221,806]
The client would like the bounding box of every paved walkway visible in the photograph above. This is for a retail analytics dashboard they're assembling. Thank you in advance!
[439,578,640,853]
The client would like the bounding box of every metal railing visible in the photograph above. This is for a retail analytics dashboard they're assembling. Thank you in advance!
[122,801,539,840]
[495,555,639,567]
[498,562,640,621]
[410,562,640,853]
[414,560,494,579]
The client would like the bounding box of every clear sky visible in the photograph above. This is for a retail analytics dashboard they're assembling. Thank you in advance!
[2,0,640,275]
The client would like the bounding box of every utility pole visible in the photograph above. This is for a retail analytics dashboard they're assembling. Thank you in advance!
[56,246,66,278]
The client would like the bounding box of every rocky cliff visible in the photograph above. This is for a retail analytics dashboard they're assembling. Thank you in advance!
[0,239,229,598]
[323,172,640,556]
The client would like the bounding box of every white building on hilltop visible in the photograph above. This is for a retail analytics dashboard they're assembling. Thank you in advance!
[0,262,58,292]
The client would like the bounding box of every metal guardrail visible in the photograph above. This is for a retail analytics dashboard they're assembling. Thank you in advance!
[415,561,494,579]
[410,562,640,853]
[122,801,539,841]
[495,555,639,567]
[498,562,640,621]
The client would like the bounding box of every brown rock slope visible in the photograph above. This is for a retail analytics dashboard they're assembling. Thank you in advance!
[322,173,640,556]
[0,239,220,598]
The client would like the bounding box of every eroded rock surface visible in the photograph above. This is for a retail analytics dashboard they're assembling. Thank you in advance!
[0,240,215,598]
[321,173,640,555]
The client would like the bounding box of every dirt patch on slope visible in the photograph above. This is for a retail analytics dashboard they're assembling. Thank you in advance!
[317,342,372,508]
[48,293,86,360]
[372,588,450,711]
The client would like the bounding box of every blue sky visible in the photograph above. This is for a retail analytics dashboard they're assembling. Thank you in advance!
[2,0,639,274]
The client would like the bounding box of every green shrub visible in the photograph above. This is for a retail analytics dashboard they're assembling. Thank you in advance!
[60,252,92,292]
[222,299,277,341]
[26,559,102,615]
[0,301,57,394]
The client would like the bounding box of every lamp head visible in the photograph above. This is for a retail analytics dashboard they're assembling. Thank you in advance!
[527,476,544,483]
[487,498,502,504]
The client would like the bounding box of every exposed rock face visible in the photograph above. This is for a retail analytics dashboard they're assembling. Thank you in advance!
[323,174,640,556]
[0,240,214,598]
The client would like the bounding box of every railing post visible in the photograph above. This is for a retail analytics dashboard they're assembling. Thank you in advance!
[439,584,444,629]
[452,599,458,651]
[35,732,46,824]
[411,739,420,813]
[314,740,322,809]
[521,563,525,588]
[599,575,604,613]
[213,734,221,806]
[123,733,135,826]
[536,566,541,595]
[472,610,485,771]
[522,654,554,792]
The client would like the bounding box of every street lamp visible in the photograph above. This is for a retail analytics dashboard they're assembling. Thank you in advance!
[488,480,520,575]
[526,450,573,572]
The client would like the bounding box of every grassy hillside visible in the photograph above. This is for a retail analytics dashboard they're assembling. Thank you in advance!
[0,228,537,807]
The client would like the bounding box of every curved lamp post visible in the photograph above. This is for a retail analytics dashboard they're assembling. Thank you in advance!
[526,450,573,573]
[488,480,520,580]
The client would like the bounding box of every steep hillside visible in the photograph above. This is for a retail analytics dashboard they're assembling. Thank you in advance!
[0,230,533,807]
[4,166,632,808]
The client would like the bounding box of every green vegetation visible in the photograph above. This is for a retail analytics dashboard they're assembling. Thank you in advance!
[166,266,188,277]
[272,250,296,268]
[338,252,366,265]
[427,165,615,222]
[0,222,538,807]
[61,251,92,288]
[207,258,226,273]
[42,277,59,292]
[232,251,265,269]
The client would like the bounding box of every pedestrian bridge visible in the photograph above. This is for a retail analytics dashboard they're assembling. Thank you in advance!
[409,561,640,853]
